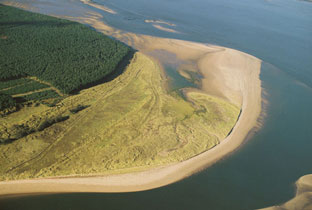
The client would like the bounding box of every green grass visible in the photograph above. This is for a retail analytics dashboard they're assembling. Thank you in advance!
[0,53,240,180]
[0,6,240,181]
[0,4,132,94]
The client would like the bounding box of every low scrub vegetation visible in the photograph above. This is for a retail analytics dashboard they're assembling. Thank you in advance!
[0,115,69,144]
[70,104,89,114]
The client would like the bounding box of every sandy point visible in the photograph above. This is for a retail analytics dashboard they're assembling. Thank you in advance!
[0,2,262,195]
[0,43,262,195]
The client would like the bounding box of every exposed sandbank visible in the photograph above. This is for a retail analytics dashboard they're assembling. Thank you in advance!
[80,0,116,14]
[152,24,180,34]
[259,174,312,210]
[145,19,176,26]
[0,3,262,195]
[1,0,32,10]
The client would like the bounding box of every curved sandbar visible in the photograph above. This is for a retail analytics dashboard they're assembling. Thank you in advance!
[0,3,261,195]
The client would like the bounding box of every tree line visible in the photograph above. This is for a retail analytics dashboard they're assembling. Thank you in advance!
[0,5,132,94]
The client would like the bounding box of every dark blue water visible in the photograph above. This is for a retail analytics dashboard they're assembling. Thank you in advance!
[1,0,312,209]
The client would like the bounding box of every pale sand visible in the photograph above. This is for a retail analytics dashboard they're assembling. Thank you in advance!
[259,174,312,210]
[145,19,176,26]
[0,4,262,195]
[80,0,116,14]
[1,1,32,10]
[152,24,180,34]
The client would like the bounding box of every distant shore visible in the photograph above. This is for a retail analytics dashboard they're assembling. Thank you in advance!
[0,1,261,195]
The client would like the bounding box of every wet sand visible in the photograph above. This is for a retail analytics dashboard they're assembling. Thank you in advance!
[0,2,262,195]
[80,0,116,14]
[152,24,180,33]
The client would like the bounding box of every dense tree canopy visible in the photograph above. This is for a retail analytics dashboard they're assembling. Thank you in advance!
[0,93,16,110]
[0,5,132,94]
[0,81,49,95]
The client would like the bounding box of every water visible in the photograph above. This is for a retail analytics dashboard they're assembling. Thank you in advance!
[165,66,196,91]
[1,0,312,209]
[95,0,312,88]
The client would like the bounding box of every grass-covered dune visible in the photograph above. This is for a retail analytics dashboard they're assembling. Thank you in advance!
[0,52,240,180]
[0,4,131,94]
[0,5,240,182]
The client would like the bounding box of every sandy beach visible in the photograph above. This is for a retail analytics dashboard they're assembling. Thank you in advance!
[0,2,262,195]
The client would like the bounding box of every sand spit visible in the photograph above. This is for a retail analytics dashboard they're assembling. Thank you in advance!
[0,4,262,194]
[152,24,180,33]
[80,0,116,14]
[145,19,176,26]
[260,174,312,210]
[1,1,32,10]
[0,45,261,194]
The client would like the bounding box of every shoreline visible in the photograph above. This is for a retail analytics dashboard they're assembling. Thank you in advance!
[0,2,262,195]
